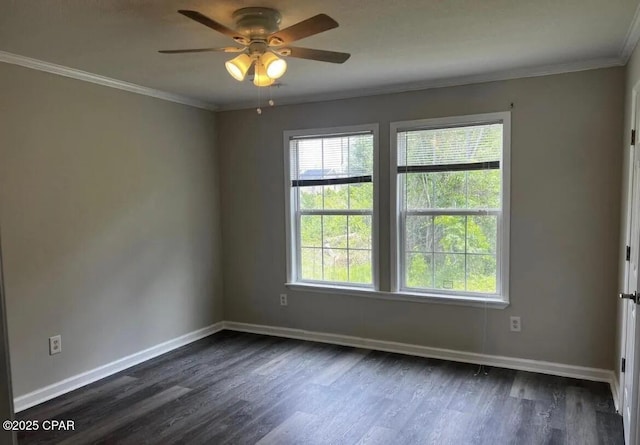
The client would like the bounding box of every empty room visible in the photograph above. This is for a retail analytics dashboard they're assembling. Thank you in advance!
[2,0,640,444]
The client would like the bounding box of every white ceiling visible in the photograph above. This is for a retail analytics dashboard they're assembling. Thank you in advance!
[1,0,639,109]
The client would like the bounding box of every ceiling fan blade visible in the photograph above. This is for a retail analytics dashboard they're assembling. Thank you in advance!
[178,10,241,40]
[159,47,245,54]
[284,47,350,64]
[269,14,338,44]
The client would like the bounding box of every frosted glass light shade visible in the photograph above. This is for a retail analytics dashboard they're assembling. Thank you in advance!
[253,62,275,87]
[225,54,252,81]
[261,52,287,79]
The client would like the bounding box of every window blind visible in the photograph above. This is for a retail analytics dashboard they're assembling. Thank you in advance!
[397,123,502,173]
[290,132,373,187]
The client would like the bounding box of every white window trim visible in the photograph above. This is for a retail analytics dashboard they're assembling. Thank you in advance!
[284,282,509,309]
[283,124,380,290]
[389,112,511,305]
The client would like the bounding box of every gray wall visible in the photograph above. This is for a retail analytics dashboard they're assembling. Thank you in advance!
[0,63,223,397]
[0,235,16,444]
[218,67,624,370]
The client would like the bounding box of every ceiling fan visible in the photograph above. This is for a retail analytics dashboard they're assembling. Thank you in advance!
[159,8,351,87]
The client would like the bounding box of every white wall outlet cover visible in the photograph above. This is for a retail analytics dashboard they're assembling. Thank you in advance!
[49,335,62,355]
[510,316,521,332]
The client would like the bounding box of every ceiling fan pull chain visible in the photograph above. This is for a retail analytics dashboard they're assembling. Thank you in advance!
[256,80,262,114]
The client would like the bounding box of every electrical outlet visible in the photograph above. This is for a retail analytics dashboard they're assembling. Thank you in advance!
[510,316,521,332]
[49,335,62,355]
[280,294,288,306]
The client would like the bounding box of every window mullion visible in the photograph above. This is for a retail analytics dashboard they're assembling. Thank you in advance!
[403,209,500,216]
[296,208,302,282]
[300,209,373,216]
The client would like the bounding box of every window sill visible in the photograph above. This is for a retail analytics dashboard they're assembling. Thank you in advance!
[284,283,509,309]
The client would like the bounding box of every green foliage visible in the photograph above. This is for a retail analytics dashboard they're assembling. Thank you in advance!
[301,183,373,210]
[404,170,500,210]
[299,213,373,284]
[404,215,497,293]
[407,253,432,288]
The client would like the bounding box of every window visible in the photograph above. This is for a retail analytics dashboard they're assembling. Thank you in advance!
[285,125,378,288]
[391,113,510,302]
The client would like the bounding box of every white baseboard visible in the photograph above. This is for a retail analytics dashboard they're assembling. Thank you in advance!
[13,322,224,412]
[14,320,618,413]
[223,321,616,385]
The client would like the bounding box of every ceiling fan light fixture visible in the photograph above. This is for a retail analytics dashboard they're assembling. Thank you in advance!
[261,52,287,79]
[225,53,252,81]
[253,61,275,87]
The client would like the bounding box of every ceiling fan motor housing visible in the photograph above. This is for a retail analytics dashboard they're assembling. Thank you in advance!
[248,41,269,57]
[233,7,282,38]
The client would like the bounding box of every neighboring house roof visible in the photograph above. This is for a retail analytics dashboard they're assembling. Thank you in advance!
[299,168,337,180]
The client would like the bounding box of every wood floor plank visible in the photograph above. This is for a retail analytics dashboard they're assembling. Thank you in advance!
[510,371,543,400]
[214,352,345,444]
[25,375,138,421]
[494,397,538,444]
[109,388,248,445]
[310,348,370,386]
[423,408,475,445]
[375,358,440,431]
[252,342,315,376]
[302,392,392,445]
[19,380,177,444]
[58,386,191,445]
[16,331,623,445]
[596,410,625,445]
[394,397,447,444]
[254,411,318,445]
[175,348,338,444]
[447,367,513,414]
[379,355,435,402]
[376,397,423,431]
[356,425,398,445]
[178,336,288,390]
[235,344,337,404]
[510,371,568,404]
[566,386,599,445]
[157,397,249,445]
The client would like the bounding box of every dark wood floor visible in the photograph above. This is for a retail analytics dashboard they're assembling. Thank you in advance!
[17,330,622,444]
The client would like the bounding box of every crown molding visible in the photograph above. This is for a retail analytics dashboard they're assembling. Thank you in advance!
[217,56,623,111]
[621,1,640,63]
[0,49,626,114]
[0,51,218,111]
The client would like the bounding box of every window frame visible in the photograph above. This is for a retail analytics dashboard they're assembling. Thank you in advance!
[390,112,511,304]
[284,124,380,290]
